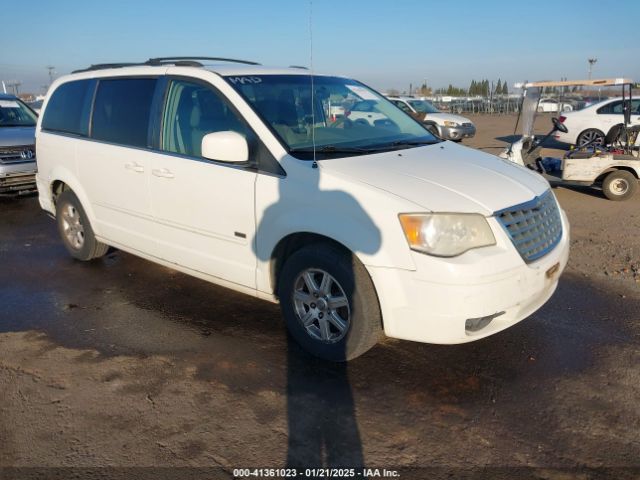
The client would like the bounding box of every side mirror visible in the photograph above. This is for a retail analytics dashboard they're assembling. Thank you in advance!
[201,131,248,163]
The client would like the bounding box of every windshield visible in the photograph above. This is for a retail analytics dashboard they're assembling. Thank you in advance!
[408,100,440,114]
[519,87,541,138]
[225,75,438,158]
[0,98,38,127]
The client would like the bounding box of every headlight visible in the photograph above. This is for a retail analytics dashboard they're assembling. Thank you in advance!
[443,121,459,127]
[399,213,496,257]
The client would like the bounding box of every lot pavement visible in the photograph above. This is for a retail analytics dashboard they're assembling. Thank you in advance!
[1,114,639,479]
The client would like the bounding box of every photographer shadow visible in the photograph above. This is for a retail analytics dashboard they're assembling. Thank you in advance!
[253,160,382,472]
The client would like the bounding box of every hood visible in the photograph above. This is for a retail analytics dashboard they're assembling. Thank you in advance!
[0,126,36,147]
[426,113,472,125]
[319,141,550,215]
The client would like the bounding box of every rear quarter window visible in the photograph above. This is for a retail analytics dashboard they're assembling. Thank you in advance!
[41,79,95,135]
[91,78,157,148]
[597,101,622,114]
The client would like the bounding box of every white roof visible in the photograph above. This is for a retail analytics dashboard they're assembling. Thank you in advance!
[65,62,332,80]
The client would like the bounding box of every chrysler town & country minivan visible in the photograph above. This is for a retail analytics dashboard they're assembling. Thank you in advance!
[35,57,569,360]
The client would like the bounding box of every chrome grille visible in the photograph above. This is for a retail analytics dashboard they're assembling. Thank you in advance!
[0,145,36,164]
[495,190,562,263]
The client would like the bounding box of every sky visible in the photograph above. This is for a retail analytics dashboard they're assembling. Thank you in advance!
[2,0,639,95]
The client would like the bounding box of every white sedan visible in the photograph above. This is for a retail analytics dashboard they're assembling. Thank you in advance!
[537,98,573,113]
[554,97,640,146]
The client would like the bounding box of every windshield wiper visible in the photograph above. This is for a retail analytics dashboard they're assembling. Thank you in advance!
[290,145,373,154]
[388,139,440,147]
[363,139,440,152]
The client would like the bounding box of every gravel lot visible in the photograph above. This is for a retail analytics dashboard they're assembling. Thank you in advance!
[1,114,639,479]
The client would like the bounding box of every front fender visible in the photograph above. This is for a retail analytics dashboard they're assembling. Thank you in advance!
[254,161,418,293]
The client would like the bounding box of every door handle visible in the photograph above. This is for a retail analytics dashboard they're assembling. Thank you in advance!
[152,168,175,179]
[125,162,144,173]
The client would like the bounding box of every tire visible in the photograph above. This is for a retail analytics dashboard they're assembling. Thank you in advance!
[425,124,439,137]
[602,170,637,201]
[56,190,109,261]
[278,243,382,361]
[577,129,605,147]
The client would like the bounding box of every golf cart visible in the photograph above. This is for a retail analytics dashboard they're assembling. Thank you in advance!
[500,78,639,201]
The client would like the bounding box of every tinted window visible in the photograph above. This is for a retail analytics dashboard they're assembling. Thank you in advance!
[161,79,248,158]
[92,78,157,148]
[42,80,94,135]
[597,100,622,114]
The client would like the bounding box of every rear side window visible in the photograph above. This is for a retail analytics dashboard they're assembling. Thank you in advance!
[91,78,157,148]
[41,80,94,136]
[597,101,622,114]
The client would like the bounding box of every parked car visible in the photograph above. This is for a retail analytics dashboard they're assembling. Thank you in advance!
[0,93,38,195]
[537,98,573,113]
[554,97,640,146]
[35,57,569,361]
[344,100,388,126]
[27,99,44,114]
[386,96,476,141]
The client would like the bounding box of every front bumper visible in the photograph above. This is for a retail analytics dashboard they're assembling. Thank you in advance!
[439,124,476,140]
[368,209,570,344]
[0,162,37,195]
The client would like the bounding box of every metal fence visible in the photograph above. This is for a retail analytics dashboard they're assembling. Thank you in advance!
[431,96,522,115]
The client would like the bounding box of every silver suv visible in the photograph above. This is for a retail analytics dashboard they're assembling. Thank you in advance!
[0,93,37,195]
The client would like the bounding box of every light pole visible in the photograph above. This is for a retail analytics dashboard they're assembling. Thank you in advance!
[587,58,597,80]
[46,66,56,88]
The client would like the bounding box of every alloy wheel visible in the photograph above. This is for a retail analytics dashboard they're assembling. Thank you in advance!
[61,203,85,250]
[292,268,350,343]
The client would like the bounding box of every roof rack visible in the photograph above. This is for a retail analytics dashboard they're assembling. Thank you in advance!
[72,56,260,73]
[145,56,260,66]
[72,63,143,73]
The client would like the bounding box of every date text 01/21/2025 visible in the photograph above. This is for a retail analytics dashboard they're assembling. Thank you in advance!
[233,468,400,478]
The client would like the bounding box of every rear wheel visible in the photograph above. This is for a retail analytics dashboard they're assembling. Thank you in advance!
[577,129,605,147]
[278,243,382,361]
[56,190,109,260]
[602,170,637,201]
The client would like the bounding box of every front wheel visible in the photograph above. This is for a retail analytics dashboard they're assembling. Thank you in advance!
[56,190,109,260]
[278,243,382,361]
[602,170,637,201]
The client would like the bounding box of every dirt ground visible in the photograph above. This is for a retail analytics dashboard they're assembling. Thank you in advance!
[1,114,639,479]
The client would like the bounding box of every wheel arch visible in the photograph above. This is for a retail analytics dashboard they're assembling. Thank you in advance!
[270,232,358,299]
[47,167,98,230]
[270,231,385,332]
[595,166,640,183]
[422,121,440,136]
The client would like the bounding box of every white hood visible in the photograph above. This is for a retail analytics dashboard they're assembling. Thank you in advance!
[426,112,472,125]
[320,141,550,215]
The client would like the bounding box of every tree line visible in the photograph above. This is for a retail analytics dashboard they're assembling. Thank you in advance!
[417,79,510,97]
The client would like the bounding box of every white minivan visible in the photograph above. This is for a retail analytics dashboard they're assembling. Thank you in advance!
[35,57,570,361]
